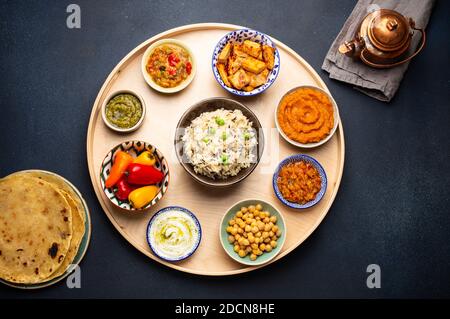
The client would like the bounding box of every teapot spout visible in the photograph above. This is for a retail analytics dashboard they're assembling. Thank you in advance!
[338,40,357,56]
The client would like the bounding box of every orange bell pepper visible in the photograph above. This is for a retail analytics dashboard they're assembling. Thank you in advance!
[105,151,133,188]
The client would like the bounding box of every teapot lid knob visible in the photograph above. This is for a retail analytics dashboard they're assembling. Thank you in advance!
[386,19,398,31]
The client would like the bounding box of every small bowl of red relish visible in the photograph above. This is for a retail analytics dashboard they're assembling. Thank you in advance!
[141,38,196,93]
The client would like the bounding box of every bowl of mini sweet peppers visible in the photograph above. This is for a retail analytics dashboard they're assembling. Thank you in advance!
[100,140,170,211]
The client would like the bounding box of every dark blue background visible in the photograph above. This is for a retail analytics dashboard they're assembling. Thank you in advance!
[0,0,449,298]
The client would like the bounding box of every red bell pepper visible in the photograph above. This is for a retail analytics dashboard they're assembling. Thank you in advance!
[186,62,192,75]
[168,67,177,76]
[114,176,136,201]
[126,163,164,185]
[168,53,180,67]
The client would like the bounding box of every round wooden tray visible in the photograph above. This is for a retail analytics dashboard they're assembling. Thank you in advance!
[86,23,345,276]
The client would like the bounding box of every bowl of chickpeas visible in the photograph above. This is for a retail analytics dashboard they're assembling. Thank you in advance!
[220,199,286,266]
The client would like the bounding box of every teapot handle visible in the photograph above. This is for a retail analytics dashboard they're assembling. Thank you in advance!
[360,27,426,69]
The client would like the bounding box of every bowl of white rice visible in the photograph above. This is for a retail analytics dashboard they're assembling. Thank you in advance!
[175,98,264,187]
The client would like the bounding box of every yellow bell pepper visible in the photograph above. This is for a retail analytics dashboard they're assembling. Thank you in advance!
[133,151,156,166]
[128,185,159,209]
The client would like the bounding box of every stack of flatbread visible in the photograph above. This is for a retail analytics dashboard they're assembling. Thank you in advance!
[0,171,85,284]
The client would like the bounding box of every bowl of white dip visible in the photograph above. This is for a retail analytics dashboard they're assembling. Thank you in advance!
[146,206,202,262]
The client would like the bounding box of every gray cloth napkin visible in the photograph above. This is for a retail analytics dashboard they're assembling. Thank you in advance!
[322,0,435,102]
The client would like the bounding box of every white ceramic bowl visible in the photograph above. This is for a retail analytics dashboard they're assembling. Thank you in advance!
[275,85,340,148]
[146,206,202,262]
[101,89,146,133]
[141,39,196,93]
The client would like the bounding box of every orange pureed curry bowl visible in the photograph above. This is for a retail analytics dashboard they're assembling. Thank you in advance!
[275,86,340,149]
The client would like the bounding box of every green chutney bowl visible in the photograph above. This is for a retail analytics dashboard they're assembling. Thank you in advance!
[219,199,286,266]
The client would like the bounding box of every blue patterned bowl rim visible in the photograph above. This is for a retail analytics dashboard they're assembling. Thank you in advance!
[211,28,281,96]
[272,154,327,209]
[146,206,202,262]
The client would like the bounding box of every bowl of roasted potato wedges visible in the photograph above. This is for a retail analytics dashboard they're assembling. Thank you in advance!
[212,29,280,96]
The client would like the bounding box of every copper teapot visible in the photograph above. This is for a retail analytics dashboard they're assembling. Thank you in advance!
[339,9,426,68]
